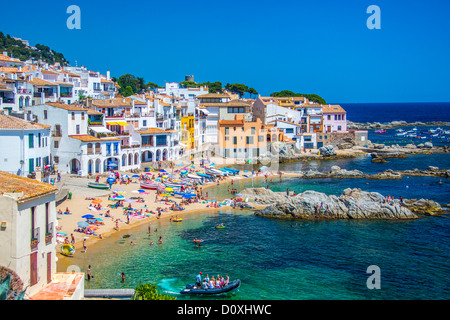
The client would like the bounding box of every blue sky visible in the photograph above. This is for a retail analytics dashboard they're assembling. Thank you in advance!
[1,0,449,102]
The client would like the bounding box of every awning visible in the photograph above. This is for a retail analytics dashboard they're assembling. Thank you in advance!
[106,121,129,126]
[90,126,112,134]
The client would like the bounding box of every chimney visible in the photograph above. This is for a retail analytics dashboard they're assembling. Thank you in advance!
[106,70,110,80]
[2,51,7,56]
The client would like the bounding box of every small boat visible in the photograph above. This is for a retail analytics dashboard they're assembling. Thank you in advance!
[60,244,75,256]
[223,167,240,174]
[88,182,109,189]
[140,181,159,190]
[216,225,226,229]
[374,130,386,133]
[172,218,183,222]
[180,280,241,295]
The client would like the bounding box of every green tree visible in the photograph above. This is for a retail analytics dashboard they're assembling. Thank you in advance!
[122,85,134,97]
[225,83,248,98]
[179,81,198,88]
[247,87,258,99]
[270,90,326,105]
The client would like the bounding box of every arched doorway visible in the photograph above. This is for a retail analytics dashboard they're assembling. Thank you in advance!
[69,158,81,174]
[88,159,93,174]
[95,159,101,173]
[134,153,139,165]
[156,149,161,161]
[122,154,127,166]
[162,149,168,161]
[104,157,119,172]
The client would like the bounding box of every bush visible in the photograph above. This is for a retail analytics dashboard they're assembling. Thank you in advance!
[133,283,176,300]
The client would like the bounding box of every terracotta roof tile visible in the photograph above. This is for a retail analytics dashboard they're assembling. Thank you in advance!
[0,171,57,201]
[0,114,51,130]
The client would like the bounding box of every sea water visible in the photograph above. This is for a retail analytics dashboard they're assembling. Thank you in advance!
[58,153,450,300]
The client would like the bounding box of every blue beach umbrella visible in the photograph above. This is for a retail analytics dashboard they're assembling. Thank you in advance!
[82,214,94,219]
[132,175,140,178]
[77,221,90,228]
[114,195,125,200]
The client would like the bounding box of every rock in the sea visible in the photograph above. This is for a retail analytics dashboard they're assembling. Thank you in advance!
[424,142,433,148]
[319,145,337,157]
[250,188,421,220]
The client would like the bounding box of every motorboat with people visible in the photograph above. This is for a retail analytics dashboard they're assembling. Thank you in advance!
[180,279,241,295]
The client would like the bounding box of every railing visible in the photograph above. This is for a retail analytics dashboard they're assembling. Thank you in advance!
[52,131,62,137]
[17,88,32,94]
[45,222,53,244]
[31,227,40,251]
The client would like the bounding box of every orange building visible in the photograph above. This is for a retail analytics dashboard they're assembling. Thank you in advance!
[218,114,271,159]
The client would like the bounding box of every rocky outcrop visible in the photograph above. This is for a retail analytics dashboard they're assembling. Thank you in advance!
[347,120,450,130]
[319,145,337,157]
[243,188,443,220]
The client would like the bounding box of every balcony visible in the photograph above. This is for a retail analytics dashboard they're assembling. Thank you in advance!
[52,130,62,137]
[45,222,53,245]
[31,227,40,251]
[17,88,32,94]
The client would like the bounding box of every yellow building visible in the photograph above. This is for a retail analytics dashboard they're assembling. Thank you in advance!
[181,113,195,150]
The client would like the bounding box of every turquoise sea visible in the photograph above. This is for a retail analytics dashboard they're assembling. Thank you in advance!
[58,153,450,300]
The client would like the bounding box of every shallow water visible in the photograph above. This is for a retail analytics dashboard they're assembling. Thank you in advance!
[57,153,450,300]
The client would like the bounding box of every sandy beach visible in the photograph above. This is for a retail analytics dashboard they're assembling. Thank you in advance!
[54,159,283,254]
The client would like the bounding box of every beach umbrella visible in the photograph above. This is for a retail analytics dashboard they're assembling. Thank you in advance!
[137,189,146,193]
[145,172,153,175]
[113,189,124,193]
[160,169,167,173]
[124,199,135,203]
[114,195,125,200]
[107,177,115,183]
[122,174,129,178]
[77,221,90,228]
[92,199,102,204]
[165,187,174,191]
[82,214,95,219]
[95,218,103,221]
[88,207,98,212]
[132,175,140,178]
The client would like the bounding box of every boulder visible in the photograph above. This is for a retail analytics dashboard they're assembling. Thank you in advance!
[251,188,420,220]
[319,145,337,157]
[424,142,433,148]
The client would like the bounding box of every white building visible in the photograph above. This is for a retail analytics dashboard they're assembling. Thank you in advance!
[156,82,208,99]
[0,113,51,176]
[0,171,58,297]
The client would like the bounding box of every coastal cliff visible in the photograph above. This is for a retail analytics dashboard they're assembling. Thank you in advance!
[242,188,443,220]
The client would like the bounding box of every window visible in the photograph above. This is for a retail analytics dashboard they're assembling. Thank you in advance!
[143,120,147,127]
[233,137,237,144]
[251,127,255,134]
[81,112,85,120]
[258,135,264,142]
[44,110,48,119]
[338,126,342,131]
[246,136,254,144]
[38,133,41,147]
[54,156,59,163]
[327,115,331,120]
[225,127,229,135]
[76,125,80,134]
[285,128,294,134]
[54,140,59,148]
[28,134,34,148]
[72,112,75,120]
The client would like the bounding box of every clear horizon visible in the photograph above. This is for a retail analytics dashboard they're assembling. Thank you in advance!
[1,0,449,103]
